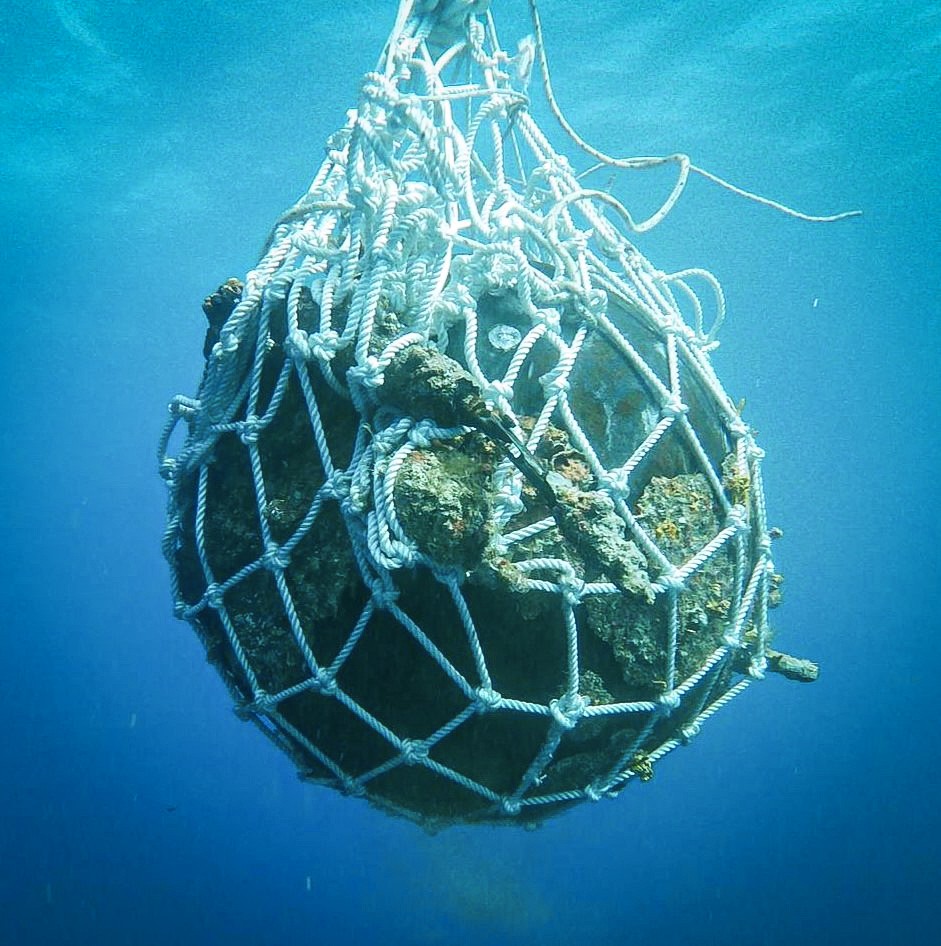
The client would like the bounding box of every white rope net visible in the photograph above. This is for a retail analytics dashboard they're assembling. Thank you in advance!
[158,0,824,827]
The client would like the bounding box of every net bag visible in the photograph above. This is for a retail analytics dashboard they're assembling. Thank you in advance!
[159,0,823,827]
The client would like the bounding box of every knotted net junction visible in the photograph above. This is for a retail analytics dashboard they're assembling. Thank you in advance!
[159,0,834,827]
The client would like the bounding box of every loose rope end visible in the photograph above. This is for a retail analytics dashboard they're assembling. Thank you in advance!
[690,166,862,223]
[527,0,862,229]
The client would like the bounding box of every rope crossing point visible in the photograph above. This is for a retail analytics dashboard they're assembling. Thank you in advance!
[160,0,829,827]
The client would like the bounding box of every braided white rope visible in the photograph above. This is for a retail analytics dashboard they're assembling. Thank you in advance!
[158,0,830,826]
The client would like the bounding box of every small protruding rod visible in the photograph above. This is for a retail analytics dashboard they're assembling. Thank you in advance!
[766,648,819,683]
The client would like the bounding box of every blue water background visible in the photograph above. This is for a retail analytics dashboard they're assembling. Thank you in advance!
[2,1,939,943]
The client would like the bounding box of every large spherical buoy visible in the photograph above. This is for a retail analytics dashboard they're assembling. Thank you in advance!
[159,0,821,828]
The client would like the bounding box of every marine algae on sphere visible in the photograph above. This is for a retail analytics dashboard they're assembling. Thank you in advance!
[166,279,791,826]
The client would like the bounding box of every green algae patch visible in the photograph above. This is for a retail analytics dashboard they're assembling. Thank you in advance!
[394,433,497,570]
[584,472,735,697]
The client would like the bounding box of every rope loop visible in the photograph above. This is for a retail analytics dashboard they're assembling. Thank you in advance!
[252,691,277,713]
[533,306,561,333]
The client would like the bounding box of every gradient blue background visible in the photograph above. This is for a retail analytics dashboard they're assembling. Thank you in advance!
[2,1,938,944]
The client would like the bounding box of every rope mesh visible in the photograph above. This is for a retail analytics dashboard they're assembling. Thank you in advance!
[159,0,822,827]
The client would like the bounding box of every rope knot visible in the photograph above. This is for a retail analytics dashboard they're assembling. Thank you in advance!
[400,739,429,766]
[660,394,688,419]
[238,416,262,446]
[490,204,526,236]
[598,469,629,497]
[284,329,310,361]
[314,672,338,696]
[659,690,681,712]
[549,693,588,730]
[533,307,561,332]
[725,505,749,533]
[360,71,396,107]
[493,477,524,518]
[656,568,685,595]
[475,686,503,711]
[540,366,570,396]
[205,583,224,611]
[372,585,400,610]
[500,797,522,816]
[481,379,514,407]
[323,470,351,501]
[252,691,277,713]
[748,654,767,679]
[558,574,586,607]
[263,542,290,572]
[407,420,440,448]
[348,356,385,388]
[339,777,365,798]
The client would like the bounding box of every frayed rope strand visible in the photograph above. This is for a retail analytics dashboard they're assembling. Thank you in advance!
[526,0,862,227]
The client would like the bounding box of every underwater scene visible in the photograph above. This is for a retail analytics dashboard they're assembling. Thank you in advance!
[2,1,938,944]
